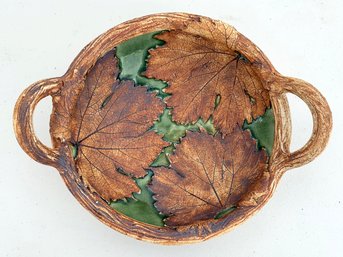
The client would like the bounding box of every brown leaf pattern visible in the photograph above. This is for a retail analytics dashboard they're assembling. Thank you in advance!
[71,50,168,201]
[150,128,268,226]
[146,18,270,135]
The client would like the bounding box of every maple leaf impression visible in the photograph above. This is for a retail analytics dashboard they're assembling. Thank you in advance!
[71,50,168,201]
[150,128,268,226]
[146,18,270,135]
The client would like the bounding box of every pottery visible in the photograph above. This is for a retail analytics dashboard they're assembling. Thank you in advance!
[13,13,332,244]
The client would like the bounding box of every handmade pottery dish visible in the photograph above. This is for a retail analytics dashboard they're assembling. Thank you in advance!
[14,13,332,244]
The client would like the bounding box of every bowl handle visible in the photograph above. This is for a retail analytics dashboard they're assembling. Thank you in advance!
[13,78,62,168]
[272,76,332,171]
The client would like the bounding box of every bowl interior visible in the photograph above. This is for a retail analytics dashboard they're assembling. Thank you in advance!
[50,15,276,237]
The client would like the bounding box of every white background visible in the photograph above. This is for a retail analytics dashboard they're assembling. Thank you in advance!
[1,1,342,256]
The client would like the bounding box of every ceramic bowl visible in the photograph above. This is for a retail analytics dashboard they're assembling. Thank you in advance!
[14,13,332,244]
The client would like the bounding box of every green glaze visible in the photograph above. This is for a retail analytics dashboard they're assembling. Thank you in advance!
[215,94,221,109]
[116,31,168,98]
[214,206,237,219]
[151,145,175,167]
[243,108,275,155]
[100,93,113,109]
[71,144,78,159]
[152,109,198,143]
[110,171,165,227]
[197,117,217,135]
[150,109,216,168]
[152,108,216,143]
